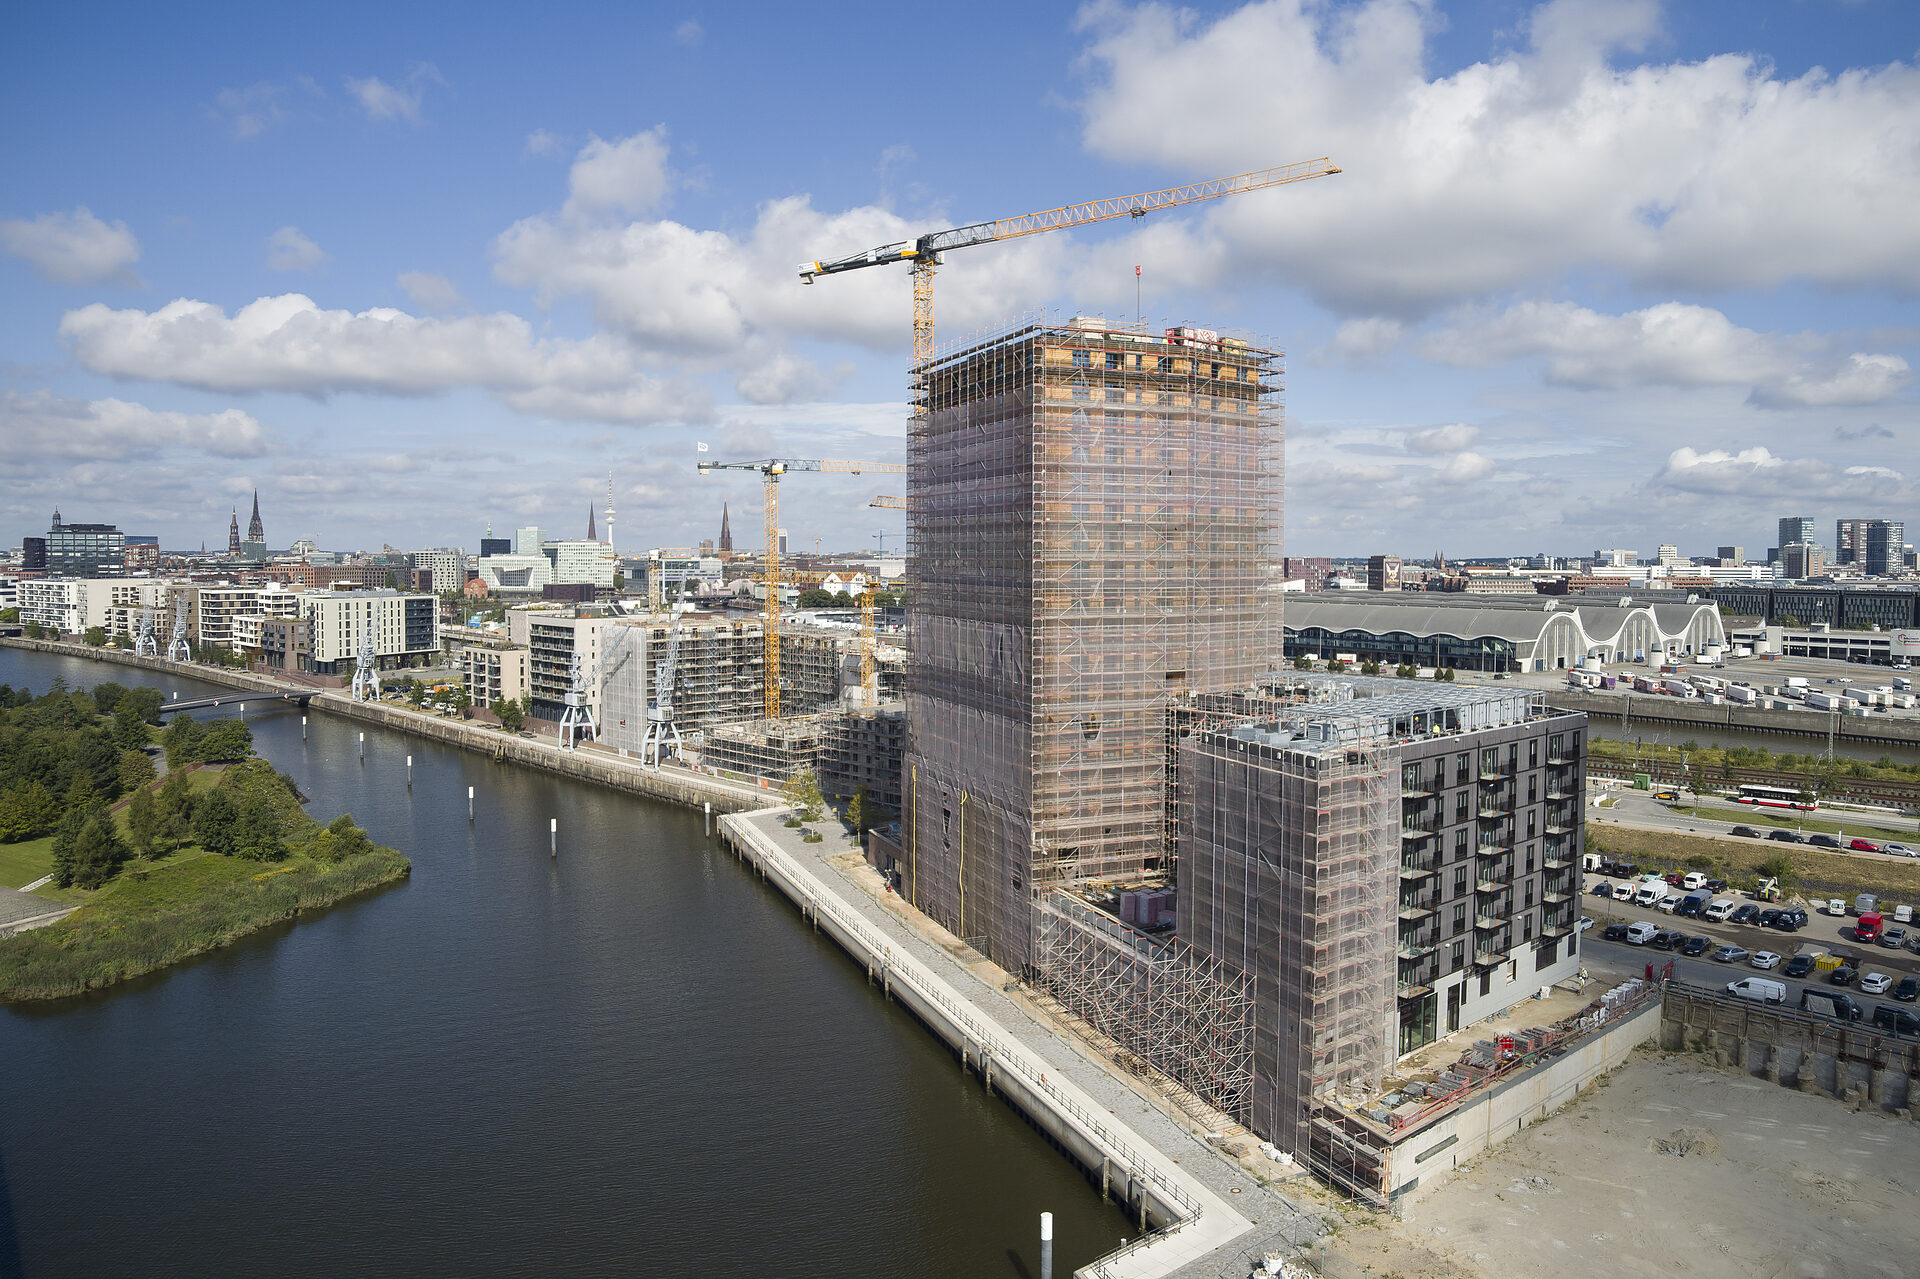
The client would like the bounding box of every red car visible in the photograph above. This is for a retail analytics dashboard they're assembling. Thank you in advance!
[1850,838,1882,852]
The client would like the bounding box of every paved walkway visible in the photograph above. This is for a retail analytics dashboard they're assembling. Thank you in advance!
[0,885,77,936]
[736,810,1330,1278]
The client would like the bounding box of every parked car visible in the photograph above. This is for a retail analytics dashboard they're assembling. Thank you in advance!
[1772,909,1808,932]
[1712,945,1750,964]
[1603,923,1630,941]
[1654,790,1679,801]
[1808,834,1843,850]
[1729,826,1763,839]
[1705,878,1729,892]
[1882,927,1910,949]
[1768,830,1805,844]
[1860,972,1894,995]
[1591,882,1615,897]
[1663,872,1686,887]
[1681,935,1713,957]
[1850,838,1882,852]
[1871,1005,1920,1036]
[1730,904,1762,924]
[1784,954,1818,978]
[1894,976,1919,1003]
[1751,951,1783,969]
[1883,842,1918,857]
[1831,965,1859,986]
[1758,909,1782,928]
[1651,930,1685,951]
[1577,916,1595,932]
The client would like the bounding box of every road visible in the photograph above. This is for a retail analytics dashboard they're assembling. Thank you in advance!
[1581,931,1918,1015]
[1589,786,1920,861]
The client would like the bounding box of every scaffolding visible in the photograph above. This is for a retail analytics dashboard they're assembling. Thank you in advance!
[1034,889,1255,1124]
[904,317,1283,972]
[701,715,827,785]
[1179,724,1396,1163]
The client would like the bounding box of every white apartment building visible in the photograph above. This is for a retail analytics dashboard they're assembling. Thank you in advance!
[103,580,169,639]
[410,549,467,594]
[299,589,439,675]
[18,578,109,635]
[193,584,299,651]
[458,642,532,709]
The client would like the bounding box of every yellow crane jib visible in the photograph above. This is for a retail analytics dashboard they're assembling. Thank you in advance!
[696,456,905,719]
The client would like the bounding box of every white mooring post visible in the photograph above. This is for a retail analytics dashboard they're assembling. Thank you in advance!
[550,817,557,858]
[358,731,365,762]
[468,785,475,823]
[1040,1212,1053,1279]
[705,801,712,837]
[302,714,307,741]
[406,755,412,789]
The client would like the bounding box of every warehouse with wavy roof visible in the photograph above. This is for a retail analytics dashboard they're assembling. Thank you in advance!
[1283,593,1727,673]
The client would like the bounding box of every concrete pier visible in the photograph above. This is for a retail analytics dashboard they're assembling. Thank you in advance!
[719,808,1290,1279]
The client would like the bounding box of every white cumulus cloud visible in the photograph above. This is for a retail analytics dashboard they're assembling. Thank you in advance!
[1423,300,1911,407]
[1404,424,1479,455]
[345,63,443,124]
[397,270,465,313]
[1,206,141,284]
[1074,0,1920,315]
[0,389,267,460]
[58,292,706,424]
[566,127,674,217]
[1656,445,1907,500]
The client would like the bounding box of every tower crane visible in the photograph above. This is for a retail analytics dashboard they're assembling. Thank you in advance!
[696,457,905,718]
[799,157,1340,368]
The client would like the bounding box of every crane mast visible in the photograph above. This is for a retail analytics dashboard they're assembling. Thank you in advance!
[697,457,904,718]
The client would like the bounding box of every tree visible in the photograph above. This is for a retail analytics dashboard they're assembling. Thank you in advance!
[91,681,128,715]
[127,786,158,855]
[113,704,151,749]
[50,805,92,887]
[832,590,855,607]
[493,698,524,732]
[69,811,130,889]
[24,621,44,639]
[1292,655,1312,670]
[0,607,17,622]
[314,813,374,862]
[846,785,870,837]
[452,686,472,717]
[119,686,165,724]
[118,748,157,793]
[0,781,60,843]
[155,770,195,851]
[194,719,254,763]
[162,715,204,767]
[193,789,239,856]
[798,589,834,609]
[84,626,107,647]
[407,682,426,707]
[231,795,287,862]
[781,769,827,822]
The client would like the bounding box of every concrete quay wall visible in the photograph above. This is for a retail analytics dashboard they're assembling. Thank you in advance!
[0,638,767,817]
[718,811,1254,1279]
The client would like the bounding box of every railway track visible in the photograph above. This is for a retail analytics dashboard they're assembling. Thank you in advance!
[1588,760,1920,809]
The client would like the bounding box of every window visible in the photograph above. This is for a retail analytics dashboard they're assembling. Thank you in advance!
[1529,739,1539,768]
[1451,940,1465,972]
[1479,970,1492,997]
[1527,812,1537,838]
[1456,753,1469,785]
[1157,355,1174,373]
[1105,351,1121,370]
[1452,904,1467,932]
[1454,830,1467,858]
[1453,868,1467,897]
[1455,793,1468,823]
[1528,776,1537,804]
[1525,844,1535,872]
[1071,348,1090,367]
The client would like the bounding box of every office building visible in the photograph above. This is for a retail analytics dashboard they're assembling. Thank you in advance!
[903,318,1283,972]
[1778,516,1816,556]
[1366,554,1402,592]
[478,553,553,595]
[45,510,125,576]
[514,526,549,555]
[1715,545,1744,565]
[1781,542,1826,580]
[410,549,467,594]
[549,539,618,588]
[1867,520,1905,577]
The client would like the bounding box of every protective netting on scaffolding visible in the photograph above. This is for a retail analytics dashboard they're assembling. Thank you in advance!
[1034,889,1255,1125]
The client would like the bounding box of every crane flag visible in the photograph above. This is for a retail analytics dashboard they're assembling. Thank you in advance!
[696,441,709,452]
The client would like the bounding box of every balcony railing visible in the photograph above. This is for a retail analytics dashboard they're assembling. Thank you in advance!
[1397,979,1434,999]
[1474,913,1508,931]
[1396,938,1438,960]
[1398,898,1438,920]
[1475,842,1509,858]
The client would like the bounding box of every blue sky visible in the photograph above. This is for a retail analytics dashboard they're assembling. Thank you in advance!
[3,0,1918,560]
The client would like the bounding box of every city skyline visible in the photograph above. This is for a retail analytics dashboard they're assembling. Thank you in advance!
[3,1,1918,556]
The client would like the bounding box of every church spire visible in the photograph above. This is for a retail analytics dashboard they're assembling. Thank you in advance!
[228,507,241,556]
[718,502,733,553]
[587,503,596,541]
[247,489,264,543]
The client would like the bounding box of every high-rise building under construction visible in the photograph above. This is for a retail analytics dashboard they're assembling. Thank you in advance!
[903,317,1283,971]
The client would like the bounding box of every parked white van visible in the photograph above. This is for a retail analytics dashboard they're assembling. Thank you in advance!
[1726,977,1787,1004]
[1626,921,1659,945]
[1635,883,1667,907]
[1682,872,1709,891]
[1614,883,1636,901]
[1703,898,1736,921]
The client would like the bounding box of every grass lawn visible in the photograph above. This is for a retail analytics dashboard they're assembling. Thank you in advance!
[0,834,56,890]
[2,767,223,898]
[1592,825,1920,905]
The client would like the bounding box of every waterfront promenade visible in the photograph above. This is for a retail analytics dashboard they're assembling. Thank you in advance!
[722,809,1328,1279]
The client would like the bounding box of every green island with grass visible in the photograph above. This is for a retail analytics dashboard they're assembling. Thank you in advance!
[0,677,409,1003]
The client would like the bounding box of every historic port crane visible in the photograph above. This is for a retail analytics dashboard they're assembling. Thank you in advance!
[696,457,905,718]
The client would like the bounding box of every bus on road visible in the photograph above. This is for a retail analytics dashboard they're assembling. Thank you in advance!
[1733,783,1818,811]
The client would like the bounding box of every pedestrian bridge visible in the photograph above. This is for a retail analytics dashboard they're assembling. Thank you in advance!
[159,690,314,715]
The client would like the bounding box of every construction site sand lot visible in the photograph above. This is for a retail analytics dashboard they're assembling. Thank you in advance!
[1309,1050,1920,1279]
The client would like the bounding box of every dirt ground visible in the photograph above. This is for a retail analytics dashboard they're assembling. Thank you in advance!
[1310,1050,1920,1279]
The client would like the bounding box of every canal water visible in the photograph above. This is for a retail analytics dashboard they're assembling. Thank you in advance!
[0,649,1132,1278]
